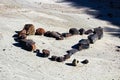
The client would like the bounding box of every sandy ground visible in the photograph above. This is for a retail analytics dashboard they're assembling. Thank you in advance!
[0,0,120,80]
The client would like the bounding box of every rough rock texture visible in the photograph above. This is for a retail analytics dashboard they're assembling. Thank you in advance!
[18,29,27,39]
[64,54,71,60]
[50,56,58,61]
[69,28,79,35]
[23,24,35,35]
[35,28,46,35]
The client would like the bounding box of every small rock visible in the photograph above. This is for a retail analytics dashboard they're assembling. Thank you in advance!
[35,28,46,35]
[84,29,93,35]
[56,57,65,62]
[94,27,103,39]
[64,54,71,60]
[88,34,98,44]
[81,59,89,64]
[78,39,90,50]
[62,33,72,37]
[79,28,85,35]
[69,28,79,35]
[3,49,6,51]
[50,56,58,61]
[72,59,79,66]
[42,49,50,57]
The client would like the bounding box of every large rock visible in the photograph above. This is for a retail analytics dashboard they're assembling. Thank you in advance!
[88,34,98,44]
[78,39,90,50]
[23,24,35,35]
[69,28,79,35]
[20,39,36,51]
[35,28,46,35]
[94,27,103,39]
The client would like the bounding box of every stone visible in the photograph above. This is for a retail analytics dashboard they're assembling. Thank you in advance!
[42,49,50,57]
[62,33,72,37]
[56,57,65,62]
[94,27,103,39]
[35,28,46,35]
[69,28,79,35]
[72,59,79,66]
[64,54,71,60]
[81,59,89,64]
[44,31,52,37]
[84,29,93,35]
[50,56,58,61]
[66,49,78,55]
[78,39,90,50]
[20,39,36,51]
[88,34,98,44]
[23,24,35,35]
[79,28,85,35]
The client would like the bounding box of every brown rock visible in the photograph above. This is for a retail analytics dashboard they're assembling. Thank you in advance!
[42,49,50,57]
[23,24,35,35]
[84,29,93,35]
[35,28,46,35]
[56,57,65,62]
[20,39,36,51]
[50,56,58,61]
[69,28,79,35]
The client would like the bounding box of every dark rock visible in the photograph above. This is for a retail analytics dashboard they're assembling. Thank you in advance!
[44,31,52,37]
[42,49,50,57]
[81,59,89,64]
[78,39,90,50]
[56,57,65,62]
[50,56,58,61]
[79,28,85,35]
[20,39,36,51]
[69,28,79,35]
[23,24,35,35]
[35,28,46,35]
[64,54,71,60]
[88,34,98,44]
[94,27,103,39]
[66,49,78,55]
[18,29,27,39]
[72,59,79,66]
[84,29,93,35]
[62,33,72,37]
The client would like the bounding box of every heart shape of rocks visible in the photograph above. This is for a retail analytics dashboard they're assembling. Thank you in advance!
[13,24,103,65]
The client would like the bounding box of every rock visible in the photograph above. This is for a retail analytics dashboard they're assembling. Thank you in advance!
[84,29,93,35]
[18,30,27,39]
[81,59,89,64]
[44,31,63,40]
[72,59,79,66]
[62,33,72,37]
[79,28,85,35]
[56,57,65,62]
[23,24,35,35]
[94,27,103,39]
[88,34,98,44]
[20,39,36,51]
[35,28,46,35]
[64,54,71,60]
[67,49,78,55]
[50,56,58,61]
[42,49,50,57]
[78,39,90,50]
[69,28,79,35]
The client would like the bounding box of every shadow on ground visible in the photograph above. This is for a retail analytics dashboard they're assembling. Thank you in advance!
[57,0,120,37]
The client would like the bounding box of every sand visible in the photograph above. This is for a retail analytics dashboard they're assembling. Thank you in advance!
[0,0,120,80]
